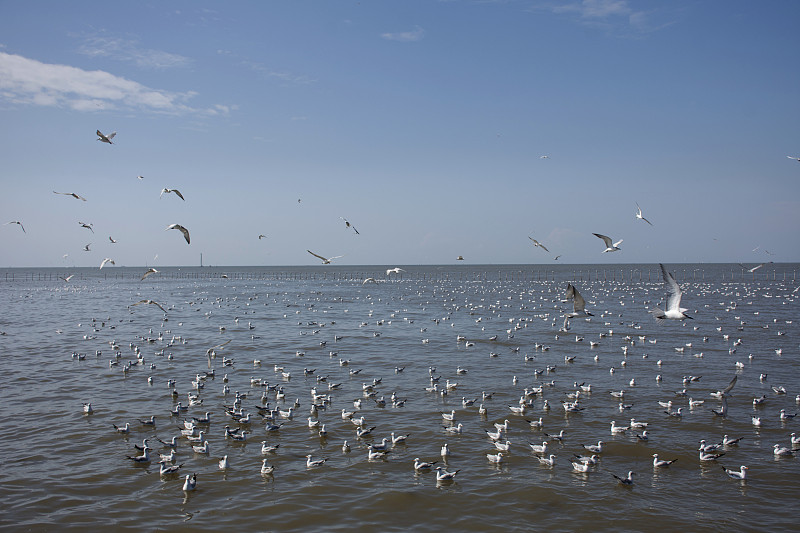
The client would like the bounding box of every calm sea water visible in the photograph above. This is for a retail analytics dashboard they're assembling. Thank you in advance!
[1,263,798,532]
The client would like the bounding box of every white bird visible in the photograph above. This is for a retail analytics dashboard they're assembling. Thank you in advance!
[53,191,87,201]
[652,454,677,468]
[610,421,628,434]
[158,461,183,476]
[635,203,654,226]
[434,466,460,481]
[218,455,229,470]
[787,155,800,162]
[131,299,167,313]
[486,451,503,463]
[612,471,635,485]
[413,458,437,471]
[182,473,197,491]
[192,441,210,454]
[96,129,116,144]
[583,441,604,453]
[4,221,25,233]
[108,236,117,243]
[340,217,360,234]
[773,444,794,457]
[160,188,186,201]
[538,454,556,467]
[722,465,748,480]
[529,441,548,454]
[386,268,405,276]
[99,258,115,269]
[126,447,151,463]
[305,455,327,468]
[141,268,158,281]
[260,458,274,475]
[571,460,591,473]
[565,283,593,317]
[593,233,622,253]
[528,237,550,253]
[307,250,343,264]
[651,263,692,320]
[166,224,190,244]
[440,443,451,457]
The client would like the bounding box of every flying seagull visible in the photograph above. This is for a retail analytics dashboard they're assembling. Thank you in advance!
[457,256,464,261]
[340,217,359,235]
[99,258,115,269]
[131,299,167,313]
[161,188,185,201]
[738,262,771,273]
[528,237,550,253]
[307,250,342,264]
[109,236,117,243]
[258,234,267,240]
[166,224,190,244]
[593,233,622,253]
[651,263,692,320]
[141,268,158,281]
[83,243,92,252]
[53,191,87,201]
[96,130,116,144]
[79,222,94,233]
[386,268,405,276]
[554,255,562,261]
[4,221,25,233]
[787,156,800,162]
[565,283,593,317]
[635,203,654,226]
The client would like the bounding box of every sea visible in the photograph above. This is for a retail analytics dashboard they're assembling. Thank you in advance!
[1,263,798,532]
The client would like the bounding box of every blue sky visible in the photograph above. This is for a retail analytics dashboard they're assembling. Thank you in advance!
[1,0,798,267]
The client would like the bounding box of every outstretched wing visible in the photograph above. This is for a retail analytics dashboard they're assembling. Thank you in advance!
[659,263,682,312]
[593,233,612,248]
[722,375,737,395]
[307,250,327,262]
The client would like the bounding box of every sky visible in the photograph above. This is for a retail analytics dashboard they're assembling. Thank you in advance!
[0,0,798,268]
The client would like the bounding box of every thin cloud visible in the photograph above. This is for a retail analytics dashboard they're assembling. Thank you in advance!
[0,51,227,115]
[535,0,654,32]
[79,35,191,69]
[243,60,317,85]
[381,26,425,42]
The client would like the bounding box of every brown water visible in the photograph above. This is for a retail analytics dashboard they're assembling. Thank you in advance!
[1,264,798,532]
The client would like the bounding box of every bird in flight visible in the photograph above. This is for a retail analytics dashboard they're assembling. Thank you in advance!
[132,299,167,313]
[787,156,800,162]
[258,234,267,240]
[554,255,561,261]
[386,267,405,276]
[79,222,94,233]
[593,233,622,253]
[160,188,185,201]
[457,256,464,261]
[96,130,116,144]
[166,224,190,244]
[83,243,92,252]
[109,236,117,244]
[738,262,771,273]
[60,274,74,282]
[307,250,343,264]
[340,217,360,235]
[565,283,593,317]
[53,191,87,201]
[635,203,654,226]
[4,221,25,233]
[137,175,144,180]
[100,258,115,269]
[651,263,692,320]
[528,237,550,253]
[141,268,158,281]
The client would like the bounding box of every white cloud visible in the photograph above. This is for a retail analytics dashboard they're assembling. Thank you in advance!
[537,0,653,32]
[0,51,227,115]
[79,35,191,69]
[381,26,425,42]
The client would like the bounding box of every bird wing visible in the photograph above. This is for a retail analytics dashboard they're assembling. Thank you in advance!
[166,224,190,244]
[307,250,327,262]
[659,263,682,312]
[96,130,103,138]
[722,375,737,395]
[613,239,623,248]
[107,132,116,140]
[572,287,587,313]
[173,189,185,201]
[593,233,612,248]
[565,283,576,300]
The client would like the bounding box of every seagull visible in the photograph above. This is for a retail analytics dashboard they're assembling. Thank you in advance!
[721,465,748,480]
[635,203,654,225]
[159,462,184,476]
[96,130,116,144]
[4,221,25,233]
[258,234,267,240]
[260,458,275,475]
[307,250,343,264]
[160,188,185,201]
[305,455,327,468]
[386,268,405,276]
[528,237,550,253]
[738,262,770,273]
[99,258,115,269]
[593,233,622,253]
[126,447,151,463]
[165,224,190,244]
[434,466,460,481]
[565,283,593,317]
[79,222,94,233]
[773,444,795,457]
[723,435,744,446]
[538,454,557,467]
[612,471,635,485]
[787,156,800,162]
[218,455,229,470]
[340,217,359,234]
[651,263,692,320]
[83,243,92,252]
[131,299,167,313]
[141,268,158,281]
[652,454,678,468]
[182,473,197,491]
[571,460,592,473]
[108,236,117,243]
[413,458,437,471]
[583,441,604,453]
[53,191,87,201]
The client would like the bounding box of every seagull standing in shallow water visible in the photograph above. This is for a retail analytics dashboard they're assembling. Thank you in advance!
[593,233,622,253]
